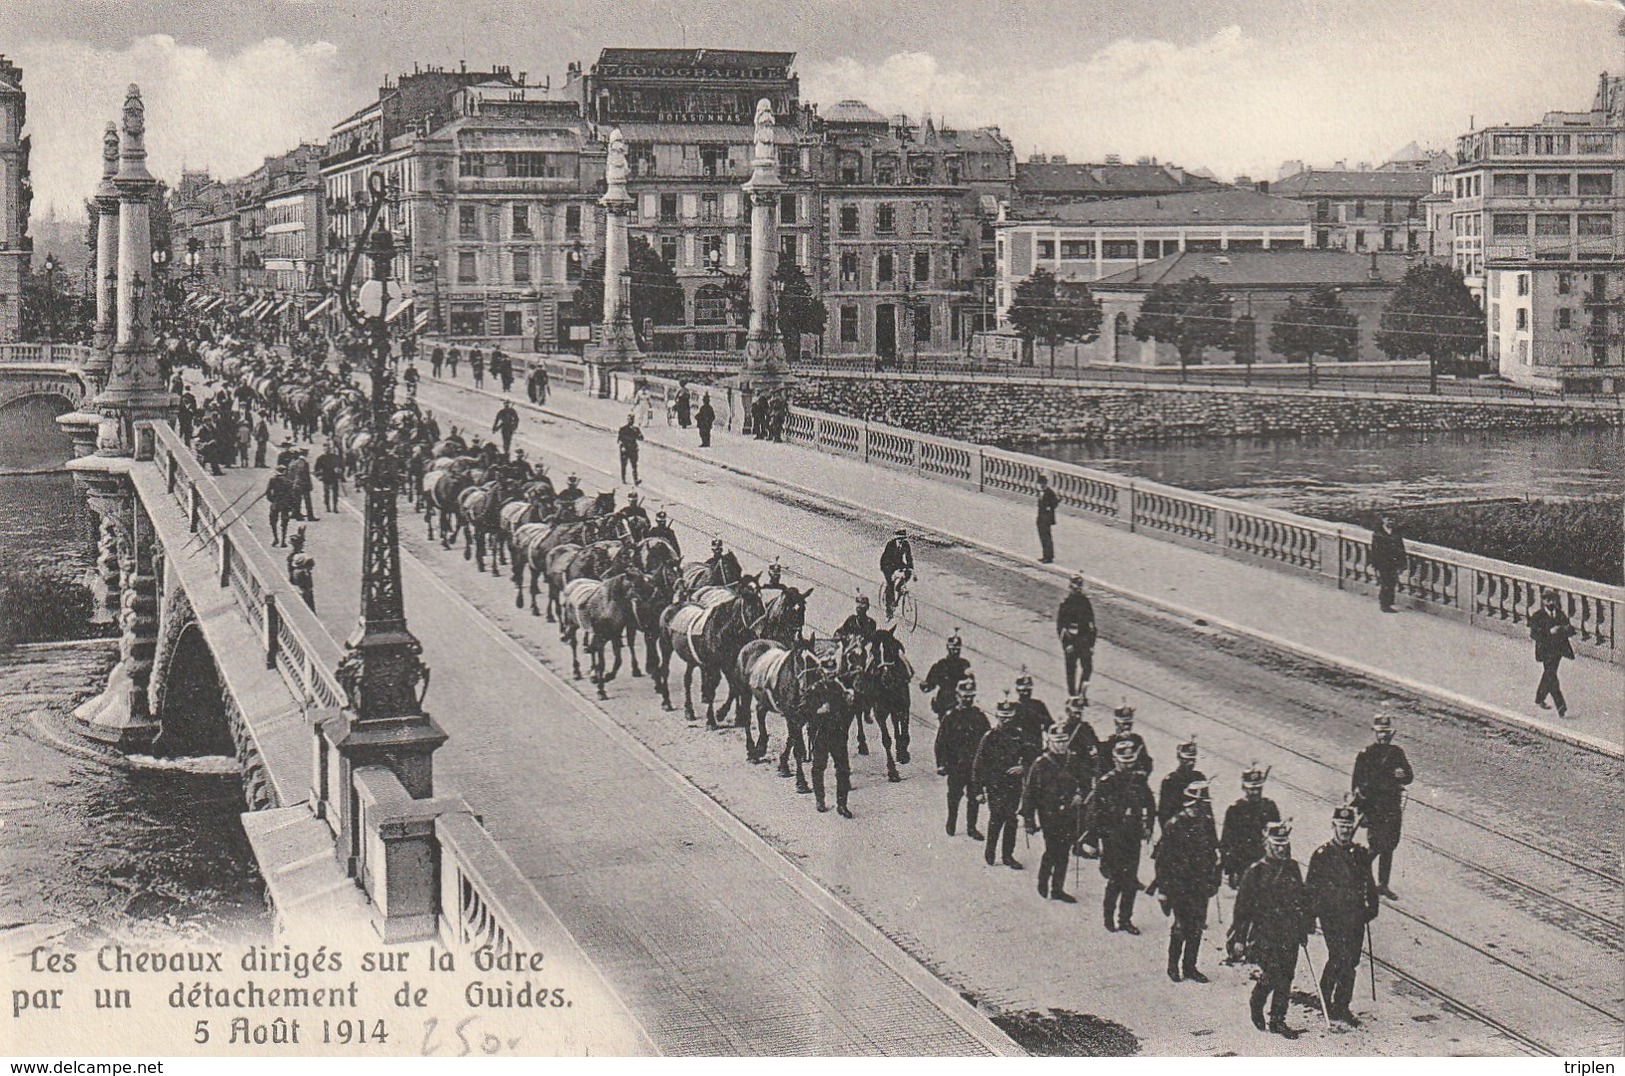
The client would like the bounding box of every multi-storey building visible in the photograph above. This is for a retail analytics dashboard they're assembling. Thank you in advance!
[257,144,324,331]
[0,56,30,342]
[579,48,819,351]
[1447,73,1624,295]
[1487,261,1623,391]
[1012,155,1222,214]
[170,170,243,294]
[995,188,1312,320]
[817,102,1013,360]
[1270,168,1434,253]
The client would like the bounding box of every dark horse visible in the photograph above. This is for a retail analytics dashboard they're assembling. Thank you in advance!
[737,638,851,787]
[656,576,765,732]
[732,585,812,761]
[559,570,654,699]
[850,627,913,782]
[626,536,681,679]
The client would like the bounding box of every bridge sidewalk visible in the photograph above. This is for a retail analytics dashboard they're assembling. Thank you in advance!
[202,442,1017,1056]
[446,375,1621,757]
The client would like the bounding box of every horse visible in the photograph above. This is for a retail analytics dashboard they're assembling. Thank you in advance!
[678,550,742,598]
[849,626,914,783]
[656,575,765,729]
[511,516,593,617]
[422,458,474,546]
[739,637,859,781]
[625,537,681,678]
[559,570,654,699]
[544,540,627,624]
[456,476,510,574]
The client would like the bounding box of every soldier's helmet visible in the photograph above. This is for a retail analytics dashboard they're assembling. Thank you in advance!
[627,491,639,504]
[1045,725,1071,752]
[993,695,1016,722]
[1241,763,1267,790]
[956,674,978,701]
[946,631,963,653]
[856,593,870,609]
[1111,738,1140,765]
[1015,666,1034,694]
[1182,779,1211,804]
[1372,712,1395,739]
[1070,574,1085,592]
[1113,703,1136,729]
[711,537,724,552]
[1264,820,1293,857]
[656,510,668,523]
[1332,802,1360,838]
[567,474,581,487]
[1064,694,1088,718]
[1177,736,1199,762]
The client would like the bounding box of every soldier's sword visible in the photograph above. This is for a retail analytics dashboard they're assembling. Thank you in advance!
[1367,922,1378,1001]
[1301,942,1333,1030]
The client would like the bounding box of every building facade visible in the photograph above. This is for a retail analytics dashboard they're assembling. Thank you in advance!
[1487,260,1623,391]
[1270,168,1434,254]
[0,56,30,342]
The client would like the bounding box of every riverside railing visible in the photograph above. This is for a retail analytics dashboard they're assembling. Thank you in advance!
[148,421,563,949]
[0,342,95,366]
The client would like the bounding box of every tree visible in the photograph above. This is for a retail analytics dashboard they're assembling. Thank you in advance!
[20,259,92,343]
[1375,262,1484,392]
[774,262,827,361]
[1005,268,1103,372]
[84,179,172,265]
[1268,285,1359,386]
[1132,275,1234,380]
[574,235,684,348]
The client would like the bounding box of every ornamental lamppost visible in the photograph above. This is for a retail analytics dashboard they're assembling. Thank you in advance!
[317,171,445,876]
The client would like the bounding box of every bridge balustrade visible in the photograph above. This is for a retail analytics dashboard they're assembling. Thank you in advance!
[0,343,94,366]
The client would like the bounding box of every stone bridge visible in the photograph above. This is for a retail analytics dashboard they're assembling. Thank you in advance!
[0,345,95,468]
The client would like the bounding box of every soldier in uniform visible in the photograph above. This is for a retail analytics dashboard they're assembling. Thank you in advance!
[918,633,971,723]
[836,594,878,651]
[1351,712,1413,899]
[1153,781,1221,983]
[1096,739,1156,934]
[807,652,856,819]
[618,491,650,536]
[1229,820,1310,1037]
[1305,803,1380,1025]
[1055,694,1101,787]
[1010,668,1053,762]
[1098,703,1153,778]
[1157,737,1208,832]
[972,697,1028,870]
[1022,724,1087,902]
[1056,576,1098,700]
[762,557,786,594]
[1221,765,1282,889]
[557,474,585,509]
[647,510,681,557]
[934,675,987,840]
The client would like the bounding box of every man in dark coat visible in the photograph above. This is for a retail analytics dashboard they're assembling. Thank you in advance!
[1097,738,1156,934]
[617,413,644,484]
[1158,737,1211,834]
[1022,724,1087,902]
[1056,576,1098,700]
[695,393,716,447]
[430,345,445,378]
[647,510,681,557]
[836,594,878,650]
[1098,703,1153,778]
[1153,780,1221,983]
[285,527,316,611]
[1351,712,1414,899]
[492,399,520,457]
[1305,803,1380,1025]
[287,448,316,521]
[918,633,971,721]
[470,347,486,388]
[312,443,342,513]
[266,465,294,547]
[807,654,856,818]
[674,382,692,428]
[1055,695,1101,793]
[1229,820,1311,1036]
[1369,514,1407,613]
[1036,473,1060,563]
[617,491,650,535]
[972,697,1028,870]
[934,676,987,839]
[1529,589,1576,717]
[1221,765,1282,889]
[556,474,585,510]
[880,528,914,619]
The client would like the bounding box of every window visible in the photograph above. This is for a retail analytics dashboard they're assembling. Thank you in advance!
[1316,229,1330,249]
[1354,230,1367,250]
[840,252,859,283]
[1353,200,1366,219]
[1534,133,1572,155]
[565,205,582,237]
[1492,213,1528,237]
[703,234,723,266]
[459,205,479,239]
[565,248,582,281]
[840,157,860,184]
[1578,214,1613,236]
[1408,231,1419,251]
[781,235,798,262]
[840,305,859,343]
[699,144,728,178]
[876,204,896,234]
[1557,272,1573,295]
[1492,134,1529,156]
[1515,308,1528,330]
[877,252,895,284]
[913,251,930,283]
[874,157,897,185]
[511,251,530,283]
[1535,214,1572,237]
[913,304,931,343]
[951,250,962,279]
[1492,174,1528,196]
[780,192,798,224]
[1557,308,1573,330]
[700,193,718,222]
[1577,133,1613,155]
[457,251,477,283]
[1517,274,1529,296]
[695,285,729,325]
[1060,239,1094,259]
[1578,173,1612,197]
[660,194,678,223]
[1315,199,1330,221]
[913,202,931,234]
[839,205,859,235]
[778,147,799,177]
[1532,174,1572,197]
[1102,239,1138,259]
[512,204,532,237]
[1037,240,1056,259]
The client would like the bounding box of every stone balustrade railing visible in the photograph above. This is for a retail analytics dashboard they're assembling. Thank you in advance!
[147,421,564,948]
[605,370,1621,664]
[0,342,95,366]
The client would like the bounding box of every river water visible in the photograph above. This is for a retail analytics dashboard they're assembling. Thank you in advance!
[0,470,268,944]
[1016,427,1625,516]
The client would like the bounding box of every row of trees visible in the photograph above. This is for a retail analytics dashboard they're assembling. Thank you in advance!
[1004,263,1487,388]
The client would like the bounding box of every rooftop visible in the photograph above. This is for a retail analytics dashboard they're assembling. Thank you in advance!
[594,48,796,73]
[1028,187,1310,227]
[1272,169,1435,197]
[821,99,890,126]
[1093,249,1426,290]
[1014,161,1221,196]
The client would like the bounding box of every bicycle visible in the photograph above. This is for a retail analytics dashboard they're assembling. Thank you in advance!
[890,573,920,633]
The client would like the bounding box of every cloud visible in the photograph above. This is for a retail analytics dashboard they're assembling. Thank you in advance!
[16,34,357,218]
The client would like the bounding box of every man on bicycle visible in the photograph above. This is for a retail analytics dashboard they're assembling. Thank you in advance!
[881,527,914,619]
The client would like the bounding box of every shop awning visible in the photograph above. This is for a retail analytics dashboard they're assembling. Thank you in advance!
[412,311,431,333]
[252,300,277,321]
[385,296,415,324]
[204,296,226,312]
[303,295,336,322]
[243,298,270,318]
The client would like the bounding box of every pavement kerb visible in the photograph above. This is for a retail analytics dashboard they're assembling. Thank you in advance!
[449,378,1624,762]
[336,496,1026,1058]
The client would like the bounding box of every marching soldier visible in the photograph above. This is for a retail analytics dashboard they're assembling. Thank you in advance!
[1098,703,1153,778]
[1229,820,1311,1037]
[1152,781,1221,983]
[972,697,1028,870]
[1158,737,1208,832]
[1351,712,1413,899]
[1056,694,1101,787]
[934,675,987,840]
[646,509,681,556]
[1010,668,1053,762]
[1096,739,1156,934]
[1056,575,1098,700]
[919,633,972,723]
[1221,765,1281,889]
[1305,803,1380,1025]
[1021,724,1087,902]
[808,652,856,819]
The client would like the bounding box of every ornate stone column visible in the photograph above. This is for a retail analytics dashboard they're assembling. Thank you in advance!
[583,127,640,398]
[58,122,121,458]
[725,99,794,429]
[72,488,160,747]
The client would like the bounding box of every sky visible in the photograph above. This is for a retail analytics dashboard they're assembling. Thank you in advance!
[5,0,1623,218]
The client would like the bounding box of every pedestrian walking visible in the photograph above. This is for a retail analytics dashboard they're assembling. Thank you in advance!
[1352,713,1413,899]
[177,391,196,445]
[431,345,445,378]
[1056,575,1098,701]
[266,465,294,547]
[695,393,716,448]
[286,527,316,612]
[447,346,460,378]
[492,399,520,457]
[972,697,1028,870]
[1369,514,1408,613]
[1220,765,1281,890]
[1036,474,1060,563]
[495,350,514,393]
[287,448,316,521]
[1021,724,1087,901]
[470,348,485,388]
[675,381,692,428]
[313,443,342,513]
[934,675,987,841]
[769,392,788,442]
[235,421,251,468]
[1304,803,1380,1025]
[1097,738,1156,934]
[1228,820,1310,1037]
[617,413,644,484]
[1529,589,1576,717]
[253,417,270,468]
[1009,670,1053,760]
